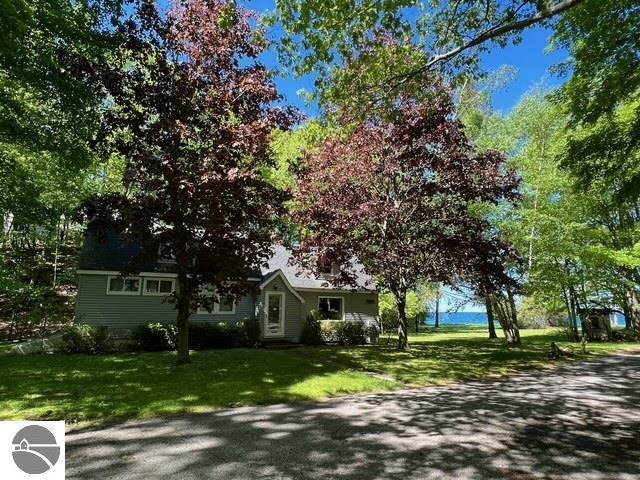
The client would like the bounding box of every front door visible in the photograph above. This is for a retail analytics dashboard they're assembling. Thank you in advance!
[265,292,285,337]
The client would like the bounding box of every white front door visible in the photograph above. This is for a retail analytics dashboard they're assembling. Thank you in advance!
[264,292,285,337]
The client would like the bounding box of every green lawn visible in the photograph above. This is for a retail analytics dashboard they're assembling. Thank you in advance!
[0,327,637,428]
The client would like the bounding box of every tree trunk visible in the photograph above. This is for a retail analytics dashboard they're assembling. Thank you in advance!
[395,291,409,350]
[506,288,521,346]
[624,289,640,335]
[434,291,440,328]
[485,295,498,339]
[490,290,521,346]
[175,273,191,365]
[622,300,632,330]
[567,285,581,341]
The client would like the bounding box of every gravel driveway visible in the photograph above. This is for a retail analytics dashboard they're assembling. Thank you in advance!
[67,352,640,480]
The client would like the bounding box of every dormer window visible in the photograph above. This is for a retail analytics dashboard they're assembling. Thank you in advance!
[158,244,176,264]
[317,254,338,277]
[318,257,333,275]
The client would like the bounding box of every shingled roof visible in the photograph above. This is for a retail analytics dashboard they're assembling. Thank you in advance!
[262,245,375,291]
[78,232,375,291]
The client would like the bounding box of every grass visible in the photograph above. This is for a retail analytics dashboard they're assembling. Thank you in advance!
[0,326,637,428]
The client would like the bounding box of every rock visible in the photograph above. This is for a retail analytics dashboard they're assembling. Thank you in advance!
[10,335,65,355]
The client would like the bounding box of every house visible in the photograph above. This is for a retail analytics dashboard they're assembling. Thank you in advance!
[75,231,379,342]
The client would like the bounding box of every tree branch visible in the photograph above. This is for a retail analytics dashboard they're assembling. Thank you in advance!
[424,0,584,71]
[382,0,584,94]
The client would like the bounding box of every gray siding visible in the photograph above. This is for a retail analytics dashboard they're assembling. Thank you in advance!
[191,294,256,324]
[258,276,303,342]
[76,274,255,334]
[77,274,378,341]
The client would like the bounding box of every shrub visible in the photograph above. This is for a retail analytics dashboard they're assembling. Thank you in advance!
[335,320,368,345]
[243,318,260,347]
[300,310,323,345]
[132,323,177,351]
[188,322,247,350]
[61,324,114,354]
[320,320,377,346]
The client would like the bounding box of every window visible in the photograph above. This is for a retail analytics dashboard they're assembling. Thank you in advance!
[218,295,235,312]
[318,257,333,275]
[197,291,236,315]
[318,296,343,320]
[156,243,176,264]
[143,278,175,296]
[107,276,141,295]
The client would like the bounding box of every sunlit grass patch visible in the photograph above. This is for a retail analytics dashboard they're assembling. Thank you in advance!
[0,326,637,428]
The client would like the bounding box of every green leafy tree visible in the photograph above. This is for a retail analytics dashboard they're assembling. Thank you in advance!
[496,91,640,336]
[553,0,640,200]
[273,0,585,107]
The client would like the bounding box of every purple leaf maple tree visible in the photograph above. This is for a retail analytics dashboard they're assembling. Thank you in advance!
[293,88,519,350]
[82,0,299,363]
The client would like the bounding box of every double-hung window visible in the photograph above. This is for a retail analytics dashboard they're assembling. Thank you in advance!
[107,276,141,295]
[143,278,175,296]
[318,296,343,320]
[197,291,236,315]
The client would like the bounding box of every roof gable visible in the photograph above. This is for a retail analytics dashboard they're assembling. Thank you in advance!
[259,270,305,303]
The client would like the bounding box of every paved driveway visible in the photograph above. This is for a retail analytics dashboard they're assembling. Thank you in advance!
[67,353,640,480]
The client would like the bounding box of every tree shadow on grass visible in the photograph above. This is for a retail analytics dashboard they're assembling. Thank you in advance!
[287,332,568,386]
[0,349,393,425]
[66,353,640,480]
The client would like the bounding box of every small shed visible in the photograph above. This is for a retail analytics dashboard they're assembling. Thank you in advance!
[580,308,613,341]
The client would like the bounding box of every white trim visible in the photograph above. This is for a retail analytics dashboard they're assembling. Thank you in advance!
[78,270,263,284]
[259,270,304,303]
[142,277,176,296]
[264,291,285,337]
[318,295,345,321]
[106,275,142,295]
[216,295,237,315]
[78,270,179,278]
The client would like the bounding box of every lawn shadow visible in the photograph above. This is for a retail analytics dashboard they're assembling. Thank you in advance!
[0,348,391,425]
[66,352,640,480]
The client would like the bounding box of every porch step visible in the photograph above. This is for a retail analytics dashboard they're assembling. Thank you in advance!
[262,341,302,349]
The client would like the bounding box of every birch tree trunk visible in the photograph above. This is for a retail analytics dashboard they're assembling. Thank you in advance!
[395,290,409,350]
[490,290,521,346]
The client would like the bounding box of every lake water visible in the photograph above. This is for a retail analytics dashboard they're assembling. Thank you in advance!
[425,311,627,327]
[426,311,488,326]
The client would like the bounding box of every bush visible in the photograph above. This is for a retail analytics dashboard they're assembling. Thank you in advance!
[518,296,567,328]
[132,320,260,352]
[301,310,323,345]
[321,320,377,346]
[188,322,247,350]
[132,323,177,352]
[62,324,113,354]
[243,318,260,347]
[336,320,368,345]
